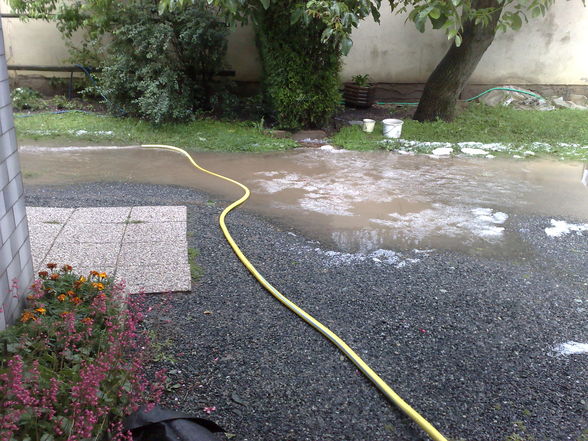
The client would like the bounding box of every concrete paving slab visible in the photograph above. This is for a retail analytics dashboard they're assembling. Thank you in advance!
[123,222,186,243]
[68,207,131,224]
[116,263,191,294]
[118,240,188,266]
[26,207,73,225]
[28,223,63,269]
[30,242,51,270]
[43,242,120,269]
[56,223,126,244]
[26,205,191,294]
[130,206,186,223]
[28,222,62,242]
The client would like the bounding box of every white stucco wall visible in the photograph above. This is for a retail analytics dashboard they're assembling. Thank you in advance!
[1,0,586,85]
[342,1,588,84]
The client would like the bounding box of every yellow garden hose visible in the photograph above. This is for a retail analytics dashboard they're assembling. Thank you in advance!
[142,144,449,441]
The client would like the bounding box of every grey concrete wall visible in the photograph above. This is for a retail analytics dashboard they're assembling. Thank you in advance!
[0,18,33,330]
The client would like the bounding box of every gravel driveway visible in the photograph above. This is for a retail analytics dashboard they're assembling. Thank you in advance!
[25,182,587,441]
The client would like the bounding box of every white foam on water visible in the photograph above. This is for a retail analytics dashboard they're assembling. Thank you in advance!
[308,246,418,267]
[552,341,588,356]
[371,205,508,243]
[20,145,139,152]
[545,219,588,237]
[299,198,355,216]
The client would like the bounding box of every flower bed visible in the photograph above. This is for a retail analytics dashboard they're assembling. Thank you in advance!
[0,264,165,440]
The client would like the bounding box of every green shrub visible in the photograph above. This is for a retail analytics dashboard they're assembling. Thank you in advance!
[255,2,341,130]
[11,87,46,111]
[98,2,230,123]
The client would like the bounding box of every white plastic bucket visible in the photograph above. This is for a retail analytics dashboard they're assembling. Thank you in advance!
[362,118,375,133]
[382,118,403,138]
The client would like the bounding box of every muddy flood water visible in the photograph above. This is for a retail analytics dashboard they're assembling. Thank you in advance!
[20,146,588,256]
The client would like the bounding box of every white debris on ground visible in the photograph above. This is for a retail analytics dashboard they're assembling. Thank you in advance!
[380,138,588,161]
[545,219,588,237]
[431,147,453,156]
[552,341,588,356]
[22,129,115,137]
[461,147,489,156]
[476,86,588,111]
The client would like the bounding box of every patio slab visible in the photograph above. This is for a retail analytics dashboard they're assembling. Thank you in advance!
[26,206,191,294]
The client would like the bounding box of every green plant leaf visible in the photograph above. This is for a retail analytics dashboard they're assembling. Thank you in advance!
[510,13,522,30]
[340,36,353,55]
[430,14,447,29]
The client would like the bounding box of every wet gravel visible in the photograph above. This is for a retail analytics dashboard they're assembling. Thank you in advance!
[25,182,587,441]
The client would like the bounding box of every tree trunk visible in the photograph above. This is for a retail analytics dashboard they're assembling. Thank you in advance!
[413,0,504,122]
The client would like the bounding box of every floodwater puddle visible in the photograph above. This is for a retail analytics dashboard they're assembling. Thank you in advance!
[20,146,588,256]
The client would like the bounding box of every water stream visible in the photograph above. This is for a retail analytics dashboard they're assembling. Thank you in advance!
[20,146,588,256]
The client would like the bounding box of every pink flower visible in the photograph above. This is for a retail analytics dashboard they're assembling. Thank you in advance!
[203,406,216,414]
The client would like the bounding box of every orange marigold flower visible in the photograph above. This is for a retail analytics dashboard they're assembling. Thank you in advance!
[92,282,105,290]
[50,273,60,280]
[71,297,82,305]
[99,272,108,279]
[46,263,57,269]
[35,307,46,315]
[90,271,99,277]
[38,271,49,278]
[20,311,36,322]
[62,264,73,272]
[57,294,67,302]
[78,276,87,283]
[81,317,93,325]
[67,290,75,296]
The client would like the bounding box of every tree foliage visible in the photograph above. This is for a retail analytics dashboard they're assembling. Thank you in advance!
[10,0,231,123]
[255,1,342,129]
[306,0,565,50]
[161,0,346,129]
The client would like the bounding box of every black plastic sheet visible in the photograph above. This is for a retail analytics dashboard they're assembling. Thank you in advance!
[124,406,225,441]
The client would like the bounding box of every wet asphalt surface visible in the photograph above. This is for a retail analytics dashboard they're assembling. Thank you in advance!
[25,182,587,441]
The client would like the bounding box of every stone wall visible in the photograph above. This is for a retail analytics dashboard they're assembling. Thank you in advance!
[0,18,33,330]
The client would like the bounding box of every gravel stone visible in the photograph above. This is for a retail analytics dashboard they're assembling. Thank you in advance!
[25,182,588,441]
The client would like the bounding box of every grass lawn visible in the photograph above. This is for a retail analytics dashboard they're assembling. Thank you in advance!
[333,105,588,160]
[15,105,588,160]
[15,111,296,152]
